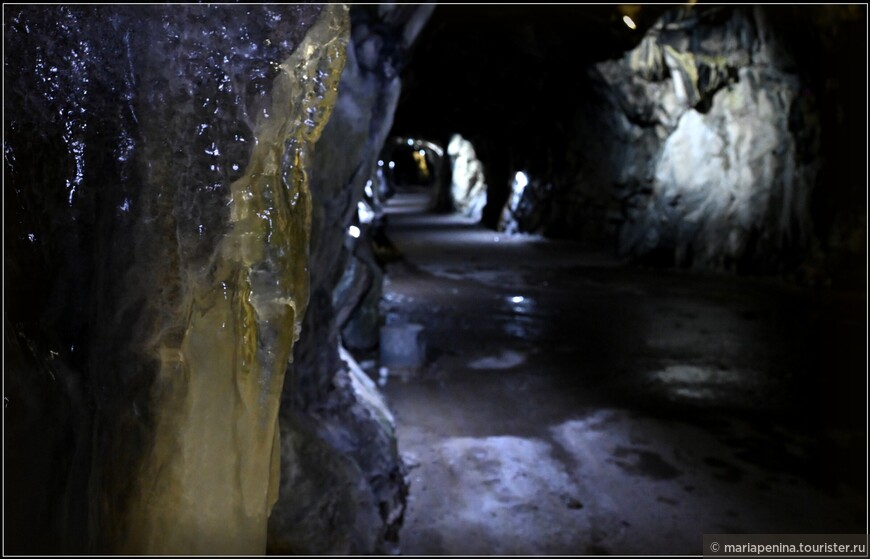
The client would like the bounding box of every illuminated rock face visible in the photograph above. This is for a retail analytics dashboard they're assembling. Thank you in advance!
[515,7,816,272]
[2,4,408,554]
[504,6,862,280]
[448,134,488,221]
[596,8,817,271]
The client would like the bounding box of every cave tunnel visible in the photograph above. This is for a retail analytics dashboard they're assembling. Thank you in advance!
[3,3,867,556]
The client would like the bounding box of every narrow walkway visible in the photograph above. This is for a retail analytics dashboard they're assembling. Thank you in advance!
[378,195,865,555]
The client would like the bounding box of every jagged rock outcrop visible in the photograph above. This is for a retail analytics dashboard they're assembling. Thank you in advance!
[499,6,864,283]
[269,5,434,555]
[4,4,431,555]
[598,7,818,271]
[448,134,488,221]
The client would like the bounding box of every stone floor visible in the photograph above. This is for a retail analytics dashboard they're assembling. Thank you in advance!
[368,193,866,555]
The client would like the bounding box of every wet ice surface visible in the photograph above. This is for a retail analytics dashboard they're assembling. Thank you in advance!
[378,195,866,555]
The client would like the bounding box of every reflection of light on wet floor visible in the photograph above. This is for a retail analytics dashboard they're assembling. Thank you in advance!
[400,403,861,555]
[384,192,436,214]
[671,387,721,400]
[468,349,526,370]
[503,320,544,340]
[423,435,583,554]
[502,296,543,340]
[506,295,535,314]
[649,365,756,402]
[652,365,741,384]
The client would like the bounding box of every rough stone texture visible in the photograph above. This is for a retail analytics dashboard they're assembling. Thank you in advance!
[5,5,331,553]
[448,134,488,221]
[499,171,555,236]
[604,8,816,272]
[339,236,385,352]
[497,6,864,283]
[4,4,429,555]
[268,5,434,555]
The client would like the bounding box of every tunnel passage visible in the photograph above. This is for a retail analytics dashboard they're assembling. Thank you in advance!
[383,137,444,193]
[390,4,867,285]
[3,3,866,556]
[367,3,866,555]
[371,190,866,555]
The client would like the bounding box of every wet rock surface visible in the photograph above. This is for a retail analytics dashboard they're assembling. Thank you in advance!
[379,195,865,555]
[6,5,330,552]
[270,5,434,554]
[4,5,427,554]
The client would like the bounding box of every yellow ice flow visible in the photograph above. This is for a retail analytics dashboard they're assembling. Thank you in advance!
[124,6,349,554]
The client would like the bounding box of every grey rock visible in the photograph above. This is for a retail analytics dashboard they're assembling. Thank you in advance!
[271,5,433,554]
[380,323,427,369]
[517,6,833,276]
[448,133,488,221]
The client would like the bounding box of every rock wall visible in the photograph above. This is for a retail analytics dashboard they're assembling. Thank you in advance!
[598,7,818,272]
[448,134,488,221]
[501,6,865,283]
[269,5,434,555]
[4,4,431,554]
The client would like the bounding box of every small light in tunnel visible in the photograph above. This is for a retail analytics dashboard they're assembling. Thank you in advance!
[511,296,525,304]
[388,161,395,169]
[407,138,414,146]
[358,200,375,224]
[378,159,384,167]
[514,171,529,189]
[364,179,374,198]
[418,149,426,157]
[347,225,361,239]
[622,15,637,30]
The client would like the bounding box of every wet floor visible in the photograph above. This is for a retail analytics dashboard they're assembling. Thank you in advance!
[371,193,866,555]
